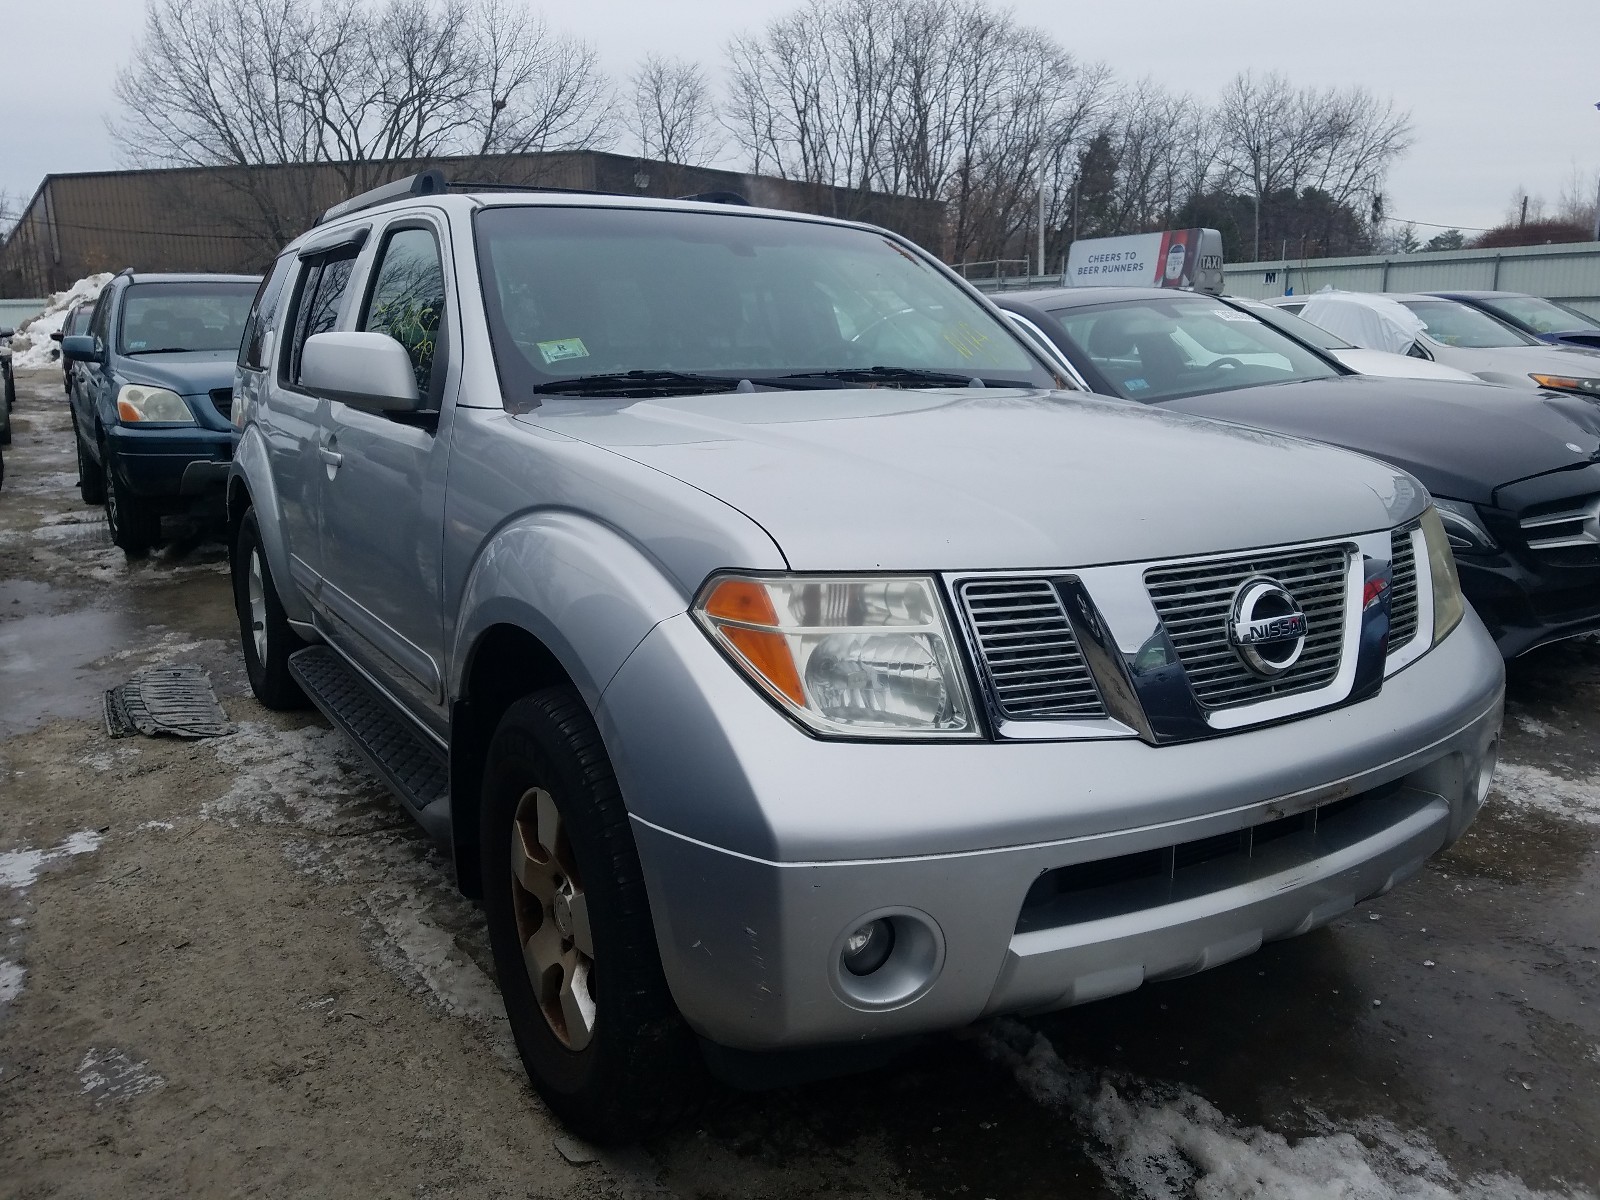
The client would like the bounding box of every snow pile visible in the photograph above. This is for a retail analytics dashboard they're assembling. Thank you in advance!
[1492,761,1600,826]
[980,1019,1593,1200]
[8,273,112,369]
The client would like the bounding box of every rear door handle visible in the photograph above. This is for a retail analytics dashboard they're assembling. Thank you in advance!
[318,447,343,467]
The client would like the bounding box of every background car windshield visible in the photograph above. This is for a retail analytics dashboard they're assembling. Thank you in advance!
[473,206,1051,392]
[1484,295,1600,334]
[1050,296,1340,401]
[1241,301,1354,350]
[117,282,257,354]
[1398,299,1536,348]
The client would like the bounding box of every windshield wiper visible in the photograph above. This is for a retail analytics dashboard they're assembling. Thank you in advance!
[531,370,751,396]
[123,346,198,356]
[770,366,988,388]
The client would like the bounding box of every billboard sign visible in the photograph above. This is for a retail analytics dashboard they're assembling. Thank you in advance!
[1066,228,1225,294]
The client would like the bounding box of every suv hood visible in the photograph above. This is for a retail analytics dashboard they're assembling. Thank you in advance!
[116,349,237,396]
[1161,375,1600,505]
[518,388,1420,571]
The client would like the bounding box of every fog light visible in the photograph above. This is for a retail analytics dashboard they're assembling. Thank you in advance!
[842,919,895,976]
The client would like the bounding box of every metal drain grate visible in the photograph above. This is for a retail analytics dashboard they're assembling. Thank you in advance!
[105,664,233,739]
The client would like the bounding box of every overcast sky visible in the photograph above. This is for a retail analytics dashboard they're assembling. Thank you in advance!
[3,0,1597,244]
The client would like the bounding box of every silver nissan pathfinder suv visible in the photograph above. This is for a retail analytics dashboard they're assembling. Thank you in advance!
[227,172,1504,1141]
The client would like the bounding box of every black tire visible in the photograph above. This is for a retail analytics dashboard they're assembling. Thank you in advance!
[481,688,705,1143]
[74,415,105,505]
[1,365,13,447]
[102,440,160,555]
[231,509,308,709]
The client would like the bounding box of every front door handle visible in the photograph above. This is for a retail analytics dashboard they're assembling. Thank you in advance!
[318,447,343,467]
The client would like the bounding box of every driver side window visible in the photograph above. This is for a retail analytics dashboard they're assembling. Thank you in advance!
[361,226,446,404]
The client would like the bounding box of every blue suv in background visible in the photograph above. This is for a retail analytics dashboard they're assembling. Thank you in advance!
[64,270,260,553]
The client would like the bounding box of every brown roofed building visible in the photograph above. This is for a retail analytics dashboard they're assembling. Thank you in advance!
[0,152,946,297]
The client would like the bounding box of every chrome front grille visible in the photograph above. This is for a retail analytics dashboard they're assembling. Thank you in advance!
[1145,544,1351,709]
[957,579,1105,719]
[1389,525,1420,648]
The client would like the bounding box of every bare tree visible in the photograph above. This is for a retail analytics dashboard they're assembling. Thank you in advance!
[110,0,613,249]
[625,55,722,168]
[725,0,1110,258]
[0,190,22,241]
[1215,71,1410,260]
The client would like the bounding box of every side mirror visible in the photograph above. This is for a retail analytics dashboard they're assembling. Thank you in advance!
[61,334,101,363]
[299,331,422,412]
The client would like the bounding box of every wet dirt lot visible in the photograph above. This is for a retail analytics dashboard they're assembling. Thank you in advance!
[1,366,1597,1199]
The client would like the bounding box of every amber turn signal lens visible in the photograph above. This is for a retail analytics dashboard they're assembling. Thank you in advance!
[700,578,806,706]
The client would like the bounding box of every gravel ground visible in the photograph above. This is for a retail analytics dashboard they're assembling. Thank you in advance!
[2,367,1597,1199]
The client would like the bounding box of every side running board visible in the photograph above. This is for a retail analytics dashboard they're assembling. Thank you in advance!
[288,646,451,842]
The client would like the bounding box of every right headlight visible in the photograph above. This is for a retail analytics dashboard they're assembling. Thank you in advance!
[1419,506,1465,644]
[116,384,195,424]
[693,574,977,738]
[1431,497,1497,554]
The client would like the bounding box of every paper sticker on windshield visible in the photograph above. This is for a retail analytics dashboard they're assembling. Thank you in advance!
[1212,309,1253,322]
[537,337,589,364]
[1125,377,1150,391]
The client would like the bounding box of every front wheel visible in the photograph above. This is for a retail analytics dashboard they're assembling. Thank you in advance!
[231,509,307,709]
[481,688,705,1143]
[102,443,159,555]
[74,416,105,504]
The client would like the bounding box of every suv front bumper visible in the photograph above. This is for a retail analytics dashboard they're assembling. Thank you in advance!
[601,611,1503,1051]
[105,423,235,499]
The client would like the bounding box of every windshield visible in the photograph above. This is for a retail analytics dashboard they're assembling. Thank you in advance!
[1398,299,1537,349]
[117,281,258,354]
[1481,294,1600,335]
[1047,295,1341,401]
[473,205,1052,397]
[1240,301,1354,350]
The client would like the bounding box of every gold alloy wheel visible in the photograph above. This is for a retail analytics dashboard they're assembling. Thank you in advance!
[510,787,597,1050]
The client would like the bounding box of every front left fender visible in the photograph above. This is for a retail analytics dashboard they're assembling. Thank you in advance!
[449,509,724,712]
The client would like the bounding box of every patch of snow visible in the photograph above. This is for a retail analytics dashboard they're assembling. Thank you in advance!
[135,820,175,832]
[205,722,514,1059]
[0,828,104,892]
[76,1047,166,1104]
[980,1019,1593,1200]
[8,274,111,369]
[1510,712,1555,739]
[0,959,24,1006]
[1491,762,1600,827]
[204,722,396,835]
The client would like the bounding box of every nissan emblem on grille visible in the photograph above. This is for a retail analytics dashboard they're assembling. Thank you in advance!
[1228,578,1309,678]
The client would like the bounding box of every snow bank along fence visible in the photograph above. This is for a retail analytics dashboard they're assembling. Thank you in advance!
[1222,240,1600,319]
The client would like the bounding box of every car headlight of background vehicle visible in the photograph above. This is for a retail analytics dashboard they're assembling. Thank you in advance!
[1529,372,1600,396]
[1431,497,1498,554]
[694,574,977,738]
[1419,506,1465,644]
[116,384,195,424]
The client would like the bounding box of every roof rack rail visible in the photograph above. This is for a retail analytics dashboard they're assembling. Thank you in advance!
[317,169,447,226]
[677,191,750,206]
[448,180,610,196]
